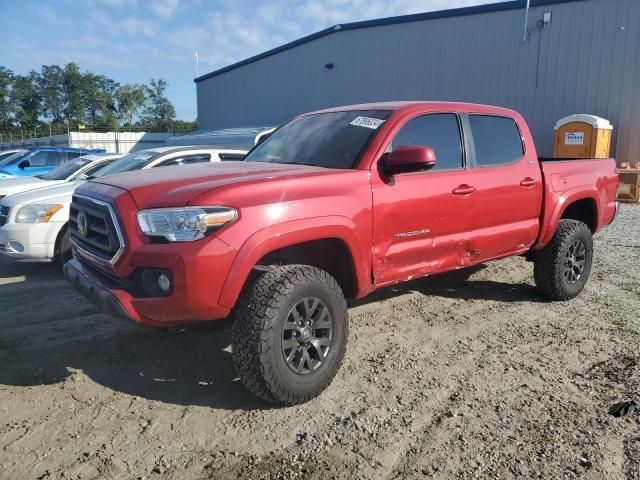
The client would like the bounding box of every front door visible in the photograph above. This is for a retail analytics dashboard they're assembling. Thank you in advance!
[371,112,475,286]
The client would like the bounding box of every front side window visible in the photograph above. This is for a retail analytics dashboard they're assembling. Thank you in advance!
[27,151,49,167]
[244,110,391,169]
[389,113,463,171]
[469,115,524,167]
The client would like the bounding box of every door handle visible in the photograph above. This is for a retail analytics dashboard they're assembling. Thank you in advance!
[452,185,476,195]
[520,177,537,187]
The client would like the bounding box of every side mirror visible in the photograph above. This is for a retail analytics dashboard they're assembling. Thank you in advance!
[18,159,30,170]
[383,145,436,175]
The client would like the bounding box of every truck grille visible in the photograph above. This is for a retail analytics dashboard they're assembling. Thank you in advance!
[69,195,124,265]
[0,205,9,227]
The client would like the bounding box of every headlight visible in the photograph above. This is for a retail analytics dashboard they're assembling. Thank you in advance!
[137,207,238,242]
[15,204,64,223]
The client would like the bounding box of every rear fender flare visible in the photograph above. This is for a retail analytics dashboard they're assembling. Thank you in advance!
[538,187,600,247]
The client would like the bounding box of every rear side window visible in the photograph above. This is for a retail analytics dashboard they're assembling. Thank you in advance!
[469,115,524,166]
[180,154,211,164]
[390,113,463,171]
[159,154,211,167]
[47,152,67,166]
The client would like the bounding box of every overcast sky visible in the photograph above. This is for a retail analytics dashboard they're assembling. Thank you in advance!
[0,0,502,120]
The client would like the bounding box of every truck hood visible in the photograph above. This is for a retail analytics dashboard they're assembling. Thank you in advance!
[91,161,344,208]
[0,177,63,198]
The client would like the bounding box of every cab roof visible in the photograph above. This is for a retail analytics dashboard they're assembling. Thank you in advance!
[308,101,519,117]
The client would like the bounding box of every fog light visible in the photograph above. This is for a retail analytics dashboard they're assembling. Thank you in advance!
[158,273,171,292]
[9,240,24,252]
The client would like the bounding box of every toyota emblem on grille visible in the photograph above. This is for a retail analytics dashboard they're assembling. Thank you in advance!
[77,211,89,238]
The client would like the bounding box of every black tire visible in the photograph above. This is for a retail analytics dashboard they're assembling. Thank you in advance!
[534,219,593,300]
[232,264,348,406]
[55,227,72,265]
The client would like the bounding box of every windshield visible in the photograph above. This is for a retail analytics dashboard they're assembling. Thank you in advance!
[93,150,156,177]
[40,157,92,181]
[244,110,391,169]
[0,150,27,167]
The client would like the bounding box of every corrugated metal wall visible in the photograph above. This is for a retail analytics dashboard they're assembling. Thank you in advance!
[196,0,640,163]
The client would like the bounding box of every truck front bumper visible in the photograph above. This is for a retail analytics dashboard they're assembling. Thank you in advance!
[64,258,133,321]
[64,235,237,327]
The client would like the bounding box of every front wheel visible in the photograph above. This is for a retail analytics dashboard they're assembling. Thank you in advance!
[232,264,348,405]
[534,219,593,300]
[56,227,72,265]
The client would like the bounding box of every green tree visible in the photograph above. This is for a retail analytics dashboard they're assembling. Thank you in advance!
[84,73,119,130]
[62,63,86,123]
[0,67,16,132]
[116,83,146,128]
[11,71,42,133]
[172,119,198,133]
[142,78,176,131]
[38,64,65,126]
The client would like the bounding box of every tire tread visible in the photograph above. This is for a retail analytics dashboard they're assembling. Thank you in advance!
[534,219,592,300]
[232,264,348,405]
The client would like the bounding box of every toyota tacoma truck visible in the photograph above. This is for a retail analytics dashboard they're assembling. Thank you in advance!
[63,102,619,405]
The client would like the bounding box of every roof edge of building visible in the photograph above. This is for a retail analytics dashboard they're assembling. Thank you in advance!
[194,0,588,83]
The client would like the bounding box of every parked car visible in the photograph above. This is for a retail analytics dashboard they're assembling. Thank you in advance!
[0,147,106,179]
[0,145,249,263]
[164,126,276,148]
[63,102,619,405]
[0,153,123,200]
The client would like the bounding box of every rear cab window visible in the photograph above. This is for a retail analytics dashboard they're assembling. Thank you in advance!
[469,115,524,167]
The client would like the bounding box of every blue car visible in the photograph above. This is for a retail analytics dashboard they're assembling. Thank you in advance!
[0,147,106,179]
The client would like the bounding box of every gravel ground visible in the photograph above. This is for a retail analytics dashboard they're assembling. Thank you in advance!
[0,205,638,480]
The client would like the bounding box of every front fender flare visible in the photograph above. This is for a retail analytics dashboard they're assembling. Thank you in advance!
[218,216,371,309]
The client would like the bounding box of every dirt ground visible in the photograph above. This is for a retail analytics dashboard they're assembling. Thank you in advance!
[0,205,638,480]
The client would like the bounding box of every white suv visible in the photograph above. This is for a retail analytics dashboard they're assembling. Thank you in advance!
[0,145,248,263]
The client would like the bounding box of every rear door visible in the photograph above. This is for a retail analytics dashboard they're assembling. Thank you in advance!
[462,114,542,262]
[371,112,475,285]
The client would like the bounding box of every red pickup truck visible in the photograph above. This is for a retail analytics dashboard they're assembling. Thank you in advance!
[64,102,619,405]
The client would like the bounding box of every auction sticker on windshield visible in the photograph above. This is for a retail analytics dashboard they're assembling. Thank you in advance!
[350,116,385,130]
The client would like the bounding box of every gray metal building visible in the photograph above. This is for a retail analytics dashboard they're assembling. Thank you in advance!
[195,0,640,163]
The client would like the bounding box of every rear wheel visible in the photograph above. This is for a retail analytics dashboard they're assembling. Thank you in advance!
[534,219,593,300]
[232,264,348,405]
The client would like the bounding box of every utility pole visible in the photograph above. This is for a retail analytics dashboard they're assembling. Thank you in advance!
[522,0,531,42]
